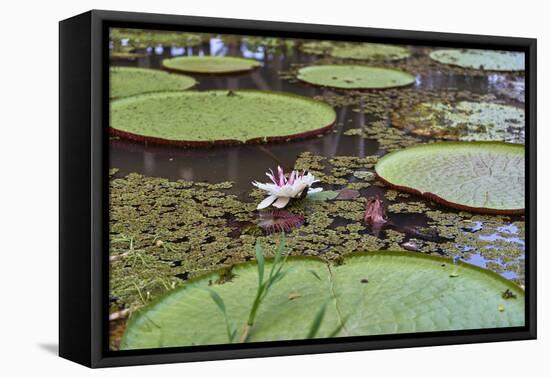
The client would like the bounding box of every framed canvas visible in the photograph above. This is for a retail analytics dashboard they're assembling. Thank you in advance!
[59,10,536,368]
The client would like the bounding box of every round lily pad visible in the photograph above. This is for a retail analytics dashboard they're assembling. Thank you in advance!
[162,56,261,74]
[110,67,196,99]
[110,51,146,60]
[300,42,410,61]
[110,90,336,146]
[121,252,524,349]
[375,142,525,214]
[297,65,416,89]
[392,101,525,143]
[429,49,525,71]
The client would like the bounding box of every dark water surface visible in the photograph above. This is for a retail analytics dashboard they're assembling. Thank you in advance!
[110,39,525,282]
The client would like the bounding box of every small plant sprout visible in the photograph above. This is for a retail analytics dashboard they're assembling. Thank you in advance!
[252,166,322,209]
[240,235,289,342]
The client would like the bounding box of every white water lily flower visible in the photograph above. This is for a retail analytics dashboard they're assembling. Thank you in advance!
[252,166,323,210]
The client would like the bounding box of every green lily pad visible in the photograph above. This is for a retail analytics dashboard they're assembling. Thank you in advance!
[300,42,410,61]
[375,142,525,214]
[121,252,524,349]
[306,190,338,201]
[110,51,146,60]
[297,65,415,89]
[392,101,525,143]
[429,49,525,71]
[162,56,261,74]
[110,67,196,99]
[110,90,336,146]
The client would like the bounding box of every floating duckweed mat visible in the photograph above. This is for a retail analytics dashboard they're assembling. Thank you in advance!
[242,36,296,52]
[110,91,336,146]
[392,101,525,143]
[429,49,525,71]
[108,165,525,322]
[297,65,416,89]
[110,28,204,48]
[110,67,196,99]
[121,252,524,349]
[375,142,525,214]
[300,42,411,61]
[162,56,261,74]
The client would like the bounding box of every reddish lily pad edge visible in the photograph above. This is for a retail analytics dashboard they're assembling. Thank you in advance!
[110,90,337,148]
[375,141,525,215]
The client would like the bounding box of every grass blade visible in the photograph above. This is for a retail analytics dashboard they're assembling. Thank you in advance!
[206,288,236,343]
[255,241,265,287]
[307,301,328,339]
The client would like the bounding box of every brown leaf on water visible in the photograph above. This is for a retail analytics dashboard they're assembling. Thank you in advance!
[288,292,302,300]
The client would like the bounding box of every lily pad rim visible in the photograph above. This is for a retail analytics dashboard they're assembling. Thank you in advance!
[429,49,526,73]
[109,66,198,100]
[121,250,525,347]
[375,141,525,215]
[162,56,263,75]
[296,64,416,90]
[110,89,337,147]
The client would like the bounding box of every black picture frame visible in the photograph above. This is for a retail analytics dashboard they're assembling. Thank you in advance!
[59,9,537,368]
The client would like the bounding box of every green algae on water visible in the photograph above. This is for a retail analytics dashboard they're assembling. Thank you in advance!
[393,101,525,143]
[110,28,205,49]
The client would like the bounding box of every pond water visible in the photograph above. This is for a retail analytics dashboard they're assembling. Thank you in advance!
[110,37,525,285]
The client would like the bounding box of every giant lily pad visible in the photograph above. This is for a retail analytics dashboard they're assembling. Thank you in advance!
[110,90,336,146]
[392,101,525,143]
[375,142,525,214]
[121,252,524,349]
[162,56,261,74]
[300,42,410,61]
[110,67,196,99]
[297,65,415,89]
[429,49,525,71]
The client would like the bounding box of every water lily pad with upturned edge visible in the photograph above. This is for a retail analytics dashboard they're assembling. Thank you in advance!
[429,49,525,71]
[392,101,525,143]
[110,90,337,146]
[375,142,525,214]
[162,56,261,74]
[110,67,196,99]
[297,65,416,89]
[120,252,524,349]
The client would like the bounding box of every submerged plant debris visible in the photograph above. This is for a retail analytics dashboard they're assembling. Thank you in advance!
[392,101,525,143]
